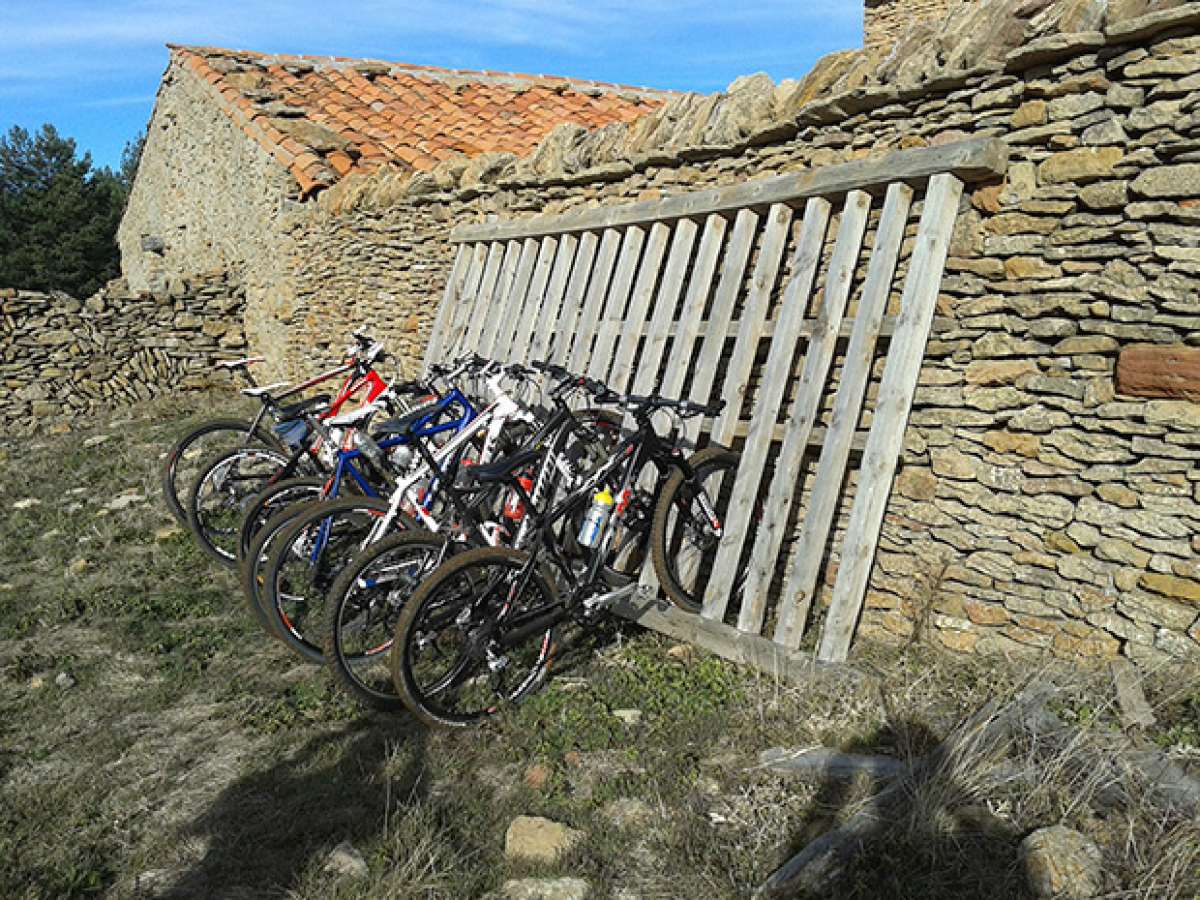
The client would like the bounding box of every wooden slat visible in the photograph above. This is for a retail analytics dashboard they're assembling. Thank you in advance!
[736,190,872,636]
[659,214,726,400]
[439,242,490,361]
[460,242,506,354]
[451,138,1007,242]
[684,209,758,446]
[423,243,469,369]
[711,204,793,447]
[567,228,625,373]
[509,236,559,364]
[482,237,539,359]
[627,219,699,401]
[816,173,965,663]
[775,183,914,650]
[608,222,671,393]
[588,226,646,381]
[477,240,525,356]
[527,234,578,364]
[703,197,832,625]
[548,231,599,365]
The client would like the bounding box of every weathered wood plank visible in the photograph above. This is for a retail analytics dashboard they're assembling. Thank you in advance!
[482,237,540,359]
[566,228,623,372]
[475,240,523,357]
[737,190,871,636]
[509,236,559,364]
[816,173,965,663]
[527,234,578,364]
[423,243,469,369]
[588,226,646,381]
[627,219,699,402]
[548,231,599,365]
[451,138,1007,242]
[659,214,726,400]
[460,241,507,354]
[774,182,914,650]
[711,203,794,447]
[440,242,491,361]
[611,591,861,688]
[608,222,671,392]
[1116,344,1200,401]
[684,209,758,446]
[703,197,832,625]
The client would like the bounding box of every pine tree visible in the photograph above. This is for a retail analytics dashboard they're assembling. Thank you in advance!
[0,124,130,299]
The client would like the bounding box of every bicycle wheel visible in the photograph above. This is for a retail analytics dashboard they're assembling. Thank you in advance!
[391,546,559,728]
[650,446,747,614]
[260,497,395,663]
[161,418,276,524]
[236,476,327,566]
[323,530,453,711]
[186,446,294,567]
[240,498,323,637]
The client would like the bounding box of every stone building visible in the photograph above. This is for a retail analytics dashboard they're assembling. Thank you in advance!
[117,45,669,363]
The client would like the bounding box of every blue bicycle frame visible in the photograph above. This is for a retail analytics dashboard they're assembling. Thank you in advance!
[311,386,477,560]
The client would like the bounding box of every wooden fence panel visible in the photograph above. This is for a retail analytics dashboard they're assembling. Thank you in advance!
[736,190,871,636]
[816,173,965,663]
[703,197,831,624]
[774,182,914,650]
[429,141,1002,668]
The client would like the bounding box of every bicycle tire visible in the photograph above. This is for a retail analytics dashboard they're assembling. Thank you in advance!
[240,497,324,637]
[391,545,559,729]
[186,445,294,568]
[236,476,328,566]
[161,418,275,524]
[259,496,396,663]
[323,530,453,711]
[650,446,746,615]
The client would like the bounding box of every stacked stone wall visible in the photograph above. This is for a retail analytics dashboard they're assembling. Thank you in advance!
[0,276,247,431]
[274,4,1200,666]
[865,0,960,50]
[117,56,298,372]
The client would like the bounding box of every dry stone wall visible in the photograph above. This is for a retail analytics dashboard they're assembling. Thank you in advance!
[274,1,1200,667]
[118,54,299,371]
[0,276,247,432]
[865,0,961,50]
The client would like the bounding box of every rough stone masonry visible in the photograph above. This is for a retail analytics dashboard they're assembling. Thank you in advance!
[272,1,1200,666]
[4,0,1200,666]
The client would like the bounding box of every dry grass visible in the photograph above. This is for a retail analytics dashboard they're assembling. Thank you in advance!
[0,394,1197,899]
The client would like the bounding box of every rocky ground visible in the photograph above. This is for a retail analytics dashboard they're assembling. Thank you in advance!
[1,394,1197,899]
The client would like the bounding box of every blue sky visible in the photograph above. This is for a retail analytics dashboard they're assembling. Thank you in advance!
[1,1,863,171]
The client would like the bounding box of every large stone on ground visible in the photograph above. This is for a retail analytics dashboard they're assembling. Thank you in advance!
[504,816,583,863]
[1019,825,1104,899]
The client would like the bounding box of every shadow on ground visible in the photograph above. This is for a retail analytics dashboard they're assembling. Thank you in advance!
[778,717,1031,900]
[164,717,425,898]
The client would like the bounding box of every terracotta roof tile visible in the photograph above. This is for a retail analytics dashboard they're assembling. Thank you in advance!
[168,44,671,197]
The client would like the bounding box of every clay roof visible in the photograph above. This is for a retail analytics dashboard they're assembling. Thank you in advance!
[170,45,671,196]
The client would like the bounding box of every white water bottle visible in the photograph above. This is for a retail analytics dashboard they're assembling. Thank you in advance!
[577,488,614,548]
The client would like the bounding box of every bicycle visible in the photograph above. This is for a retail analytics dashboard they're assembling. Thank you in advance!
[389,382,743,727]
[160,330,391,524]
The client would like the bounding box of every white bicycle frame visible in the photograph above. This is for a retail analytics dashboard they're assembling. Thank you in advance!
[363,369,537,545]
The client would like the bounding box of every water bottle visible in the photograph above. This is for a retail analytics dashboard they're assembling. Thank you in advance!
[503,476,534,521]
[577,488,614,548]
